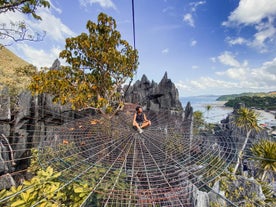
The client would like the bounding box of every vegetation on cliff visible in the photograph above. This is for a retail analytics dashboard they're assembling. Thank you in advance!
[217,91,276,101]
[0,47,36,103]
[224,96,276,110]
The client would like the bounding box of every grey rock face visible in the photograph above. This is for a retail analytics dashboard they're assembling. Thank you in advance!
[49,59,61,70]
[209,176,266,206]
[0,90,74,178]
[0,87,11,121]
[0,173,15,190]
[124,72,183,111]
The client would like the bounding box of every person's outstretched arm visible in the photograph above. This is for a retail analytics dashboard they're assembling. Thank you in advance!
[133,113,137,125]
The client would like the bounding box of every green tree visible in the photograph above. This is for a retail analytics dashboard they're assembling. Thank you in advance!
[0,0,50,45]
[193,110,204,134]
[205,104,212,118]
[233,107,260,174]
[251,139,276,181]
[29,12,138,113]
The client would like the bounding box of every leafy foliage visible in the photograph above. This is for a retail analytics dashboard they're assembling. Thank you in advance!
[251,139,276,181]
[219,174,264,207]
[234,107,260,133]
[29,13,138,112]
[0,144,130,206]
[0,0,50,19]
[193,110,204,134]
[232,107,260,174]
[225,96,276,110]
[217,92,276,101]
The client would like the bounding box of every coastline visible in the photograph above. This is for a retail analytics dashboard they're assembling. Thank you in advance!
[181,96,276,124]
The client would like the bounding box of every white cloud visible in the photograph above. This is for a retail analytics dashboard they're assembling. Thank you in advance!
[190,40,197,46]
[183,13,194,27]
[216,68,249,81]
[176,56,276,97]
[192,65,199,69]
[226,37,248,46]
[251,20,276,50]
[79,0,116,9]
[49,0,62,14]
[189,1,206,13]
[216,57,276,87]
[223,0,276,26]
[0,11,27,45]
[0,3,75,68]
[0,6,75,44]
[33,10,75,41]
[218,51,241,67]
[15,44,62,68]
[223,0,276,51]
[162,48,169,54]
[182,1,205,27]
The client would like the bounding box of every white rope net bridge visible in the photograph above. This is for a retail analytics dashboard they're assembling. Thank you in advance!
[1,105,237,206]
[38,105,236,206]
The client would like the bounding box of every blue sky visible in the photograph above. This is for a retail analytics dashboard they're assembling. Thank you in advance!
[1,0,276,97]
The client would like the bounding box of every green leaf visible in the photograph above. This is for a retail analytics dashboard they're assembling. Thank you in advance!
[74,187,85,193]
[11,199,25,207]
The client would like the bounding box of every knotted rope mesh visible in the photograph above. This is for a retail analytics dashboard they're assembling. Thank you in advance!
[33,106,236,206]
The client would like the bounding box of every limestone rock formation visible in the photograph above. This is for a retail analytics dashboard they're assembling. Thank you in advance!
[49,58,61,70]
[124,72,183,111]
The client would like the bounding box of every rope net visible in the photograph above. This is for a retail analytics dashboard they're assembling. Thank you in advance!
[3,104,263,206]
[29,106,235,206]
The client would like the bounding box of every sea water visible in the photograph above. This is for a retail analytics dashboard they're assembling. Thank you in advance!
[180,96,275,124]
[180,95,233,124]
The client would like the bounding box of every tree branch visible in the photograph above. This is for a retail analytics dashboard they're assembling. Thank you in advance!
[1,134,16,166]
[0,0,30,13]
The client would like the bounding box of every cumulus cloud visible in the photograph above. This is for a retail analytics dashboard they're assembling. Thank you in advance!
[0,5,75,44]
[15,44,62,68]
[216,68,249,80]
[79,0,116,9]
[183,13,194,27]
[33,10,75,41]
[176,56,276,96]
[226,37,248,46]
[218,51,241,67]
[223,0,276,26]
[0,2,75,68]
[223,0,276,50]
[176,77,239,96]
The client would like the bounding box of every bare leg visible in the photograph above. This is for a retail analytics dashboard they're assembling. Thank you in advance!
[133,122,143,133]
[141,120,151,129]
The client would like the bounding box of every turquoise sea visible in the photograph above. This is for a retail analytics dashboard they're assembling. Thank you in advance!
[180,95,233,124]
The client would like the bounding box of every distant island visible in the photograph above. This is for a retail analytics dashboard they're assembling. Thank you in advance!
[217,92,276,110]
[216,91,276,101]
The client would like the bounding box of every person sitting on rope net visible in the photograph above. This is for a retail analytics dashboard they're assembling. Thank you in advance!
[133,106,151,133]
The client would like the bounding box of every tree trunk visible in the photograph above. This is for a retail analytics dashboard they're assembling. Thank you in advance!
[233,129,251,174]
